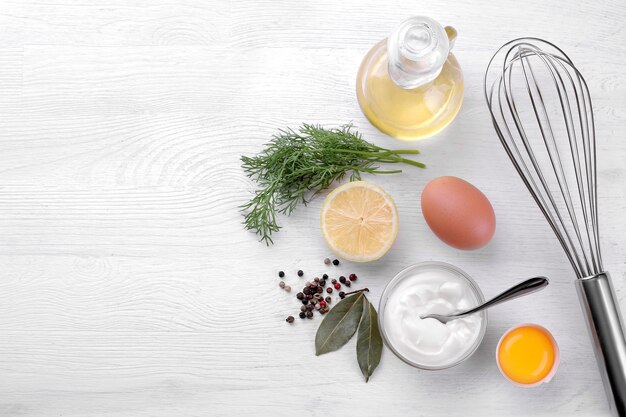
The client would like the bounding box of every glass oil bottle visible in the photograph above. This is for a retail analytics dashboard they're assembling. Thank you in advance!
[356,16,464,141]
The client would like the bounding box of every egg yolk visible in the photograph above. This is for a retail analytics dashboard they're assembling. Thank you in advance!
[498,325,556,385]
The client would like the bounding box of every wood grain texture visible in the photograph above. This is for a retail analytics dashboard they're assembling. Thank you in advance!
[0,0,625,416]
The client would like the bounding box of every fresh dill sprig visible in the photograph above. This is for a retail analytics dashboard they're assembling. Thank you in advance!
[241,124,425,244]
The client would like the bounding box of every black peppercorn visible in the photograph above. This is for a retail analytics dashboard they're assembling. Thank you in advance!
[299,312,306,319]
[296,292,304,300]
[306,311,314,319]
[339,291,346,299]
[286,316,294,323]
[339,276,346,284]
[303,287,311,295]
[306,294,313,300]
[279,271,285,278]
[300,305,307,312]
[332,259,339,266]
[297,270,304,277]
[306,304,314,312]
[344,280,351,287]
[319,279,326,287]
[322,274,328,280]
[302,299,309,305]
[314,277,320,283]
[331,278,337,284]
[326,287,333,294]
[325,296,332,304]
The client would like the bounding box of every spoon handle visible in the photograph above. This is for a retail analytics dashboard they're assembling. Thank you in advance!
[456,276,549,318]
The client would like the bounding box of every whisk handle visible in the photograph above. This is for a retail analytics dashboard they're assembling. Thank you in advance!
[576,272,626,417]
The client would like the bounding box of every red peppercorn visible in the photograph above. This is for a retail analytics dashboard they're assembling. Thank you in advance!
[349,274,357,281]
[326,287,333,294]
[320,300,327,308]
[334,283,341,290]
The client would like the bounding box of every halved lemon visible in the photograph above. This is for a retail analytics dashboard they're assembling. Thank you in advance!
[320,181,398,262]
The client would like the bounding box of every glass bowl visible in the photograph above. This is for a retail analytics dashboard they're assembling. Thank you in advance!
[378,261,488,370]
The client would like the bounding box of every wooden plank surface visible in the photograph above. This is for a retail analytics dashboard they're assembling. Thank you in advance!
[1,0,625,416]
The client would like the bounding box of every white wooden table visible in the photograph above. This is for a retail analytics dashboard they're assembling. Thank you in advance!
[1,1,625,416]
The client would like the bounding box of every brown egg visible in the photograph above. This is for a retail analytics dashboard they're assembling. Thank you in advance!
[421,176,496,250]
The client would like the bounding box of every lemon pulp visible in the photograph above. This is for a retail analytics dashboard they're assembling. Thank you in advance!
[320,181,398,262]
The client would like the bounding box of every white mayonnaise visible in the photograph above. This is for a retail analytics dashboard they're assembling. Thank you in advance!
[381,265,484,368]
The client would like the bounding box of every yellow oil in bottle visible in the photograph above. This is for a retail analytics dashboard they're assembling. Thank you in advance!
[356,18,464,141]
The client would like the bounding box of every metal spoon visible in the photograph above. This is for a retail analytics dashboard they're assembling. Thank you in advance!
[420,277,549,324]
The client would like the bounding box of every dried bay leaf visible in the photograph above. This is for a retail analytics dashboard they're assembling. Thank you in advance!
[357,296,383,382]
[315,292,365,356]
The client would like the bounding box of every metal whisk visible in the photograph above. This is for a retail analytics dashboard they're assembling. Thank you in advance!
[485,38,626,416]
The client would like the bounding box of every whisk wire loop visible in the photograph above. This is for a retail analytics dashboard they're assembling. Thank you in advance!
[484,38,603,279]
